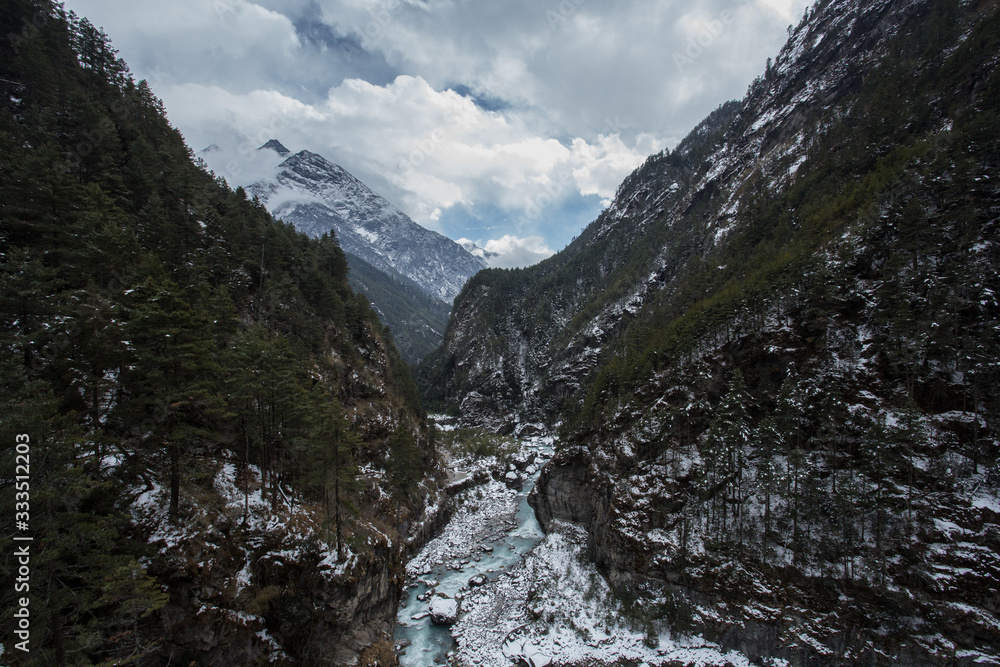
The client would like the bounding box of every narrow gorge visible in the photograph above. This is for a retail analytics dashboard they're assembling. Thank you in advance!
[2,0,999,664]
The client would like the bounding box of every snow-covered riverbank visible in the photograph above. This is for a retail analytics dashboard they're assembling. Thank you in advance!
[395,433,552,665]
[396,433,758,667]
[454,518,759,667]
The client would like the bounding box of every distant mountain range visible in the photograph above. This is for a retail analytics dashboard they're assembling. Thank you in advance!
[197,140,487,362]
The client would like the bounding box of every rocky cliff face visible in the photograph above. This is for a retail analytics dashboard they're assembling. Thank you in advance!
[132,462,417,666]
[431,0,1000,663]
[531,425,1000,665]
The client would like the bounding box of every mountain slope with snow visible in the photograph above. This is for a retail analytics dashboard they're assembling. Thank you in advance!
[422,0,1000,663]
[248,145,487,304]
[344,250,452,364]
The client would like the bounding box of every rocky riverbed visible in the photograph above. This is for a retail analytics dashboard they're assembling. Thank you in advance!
[395,434,759,667]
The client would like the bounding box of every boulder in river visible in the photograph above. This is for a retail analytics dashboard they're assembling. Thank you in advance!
[428,595,459,625]
[516,651,553,667]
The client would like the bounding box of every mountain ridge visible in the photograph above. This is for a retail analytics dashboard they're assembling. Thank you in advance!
[344,250,452,364]
[422,0,1000,663]
[246,145,487,304]
[196,140,487,362]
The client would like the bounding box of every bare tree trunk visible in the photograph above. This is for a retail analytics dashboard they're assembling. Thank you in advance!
[243,427,250,528]
[51,608,66,666]
[169,442,180,522]
[335,475,343,562]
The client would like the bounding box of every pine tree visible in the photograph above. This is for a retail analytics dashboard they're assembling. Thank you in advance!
[119,270,223,522]
[704,369,753,549]
[386,424,421,512]
[303,388,360,562]
[860,413,900,587]
[755,413,780,558]
[0,248,60,370]
[224,325,305,512]
[773,372,807,563]
[0,357,166,665]
[896,396,927,543]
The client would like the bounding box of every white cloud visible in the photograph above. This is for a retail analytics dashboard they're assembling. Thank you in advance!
[758,0,803,20]
[66,0,811,250]
[195,140,287,188]
[570,133,660,206]
[318,0,808,142]
[66,0,303,90]
[458,235,555,269]
[181,75,653,236]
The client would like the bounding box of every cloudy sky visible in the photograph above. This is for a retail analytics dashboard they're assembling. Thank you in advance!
[65,0,809,267]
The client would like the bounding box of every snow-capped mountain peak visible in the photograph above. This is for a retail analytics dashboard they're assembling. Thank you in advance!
[457,239,500,262]
[258,139,290,157]
[202,141,486,303]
